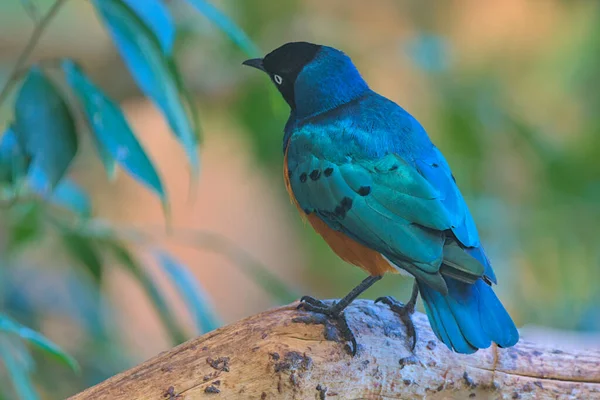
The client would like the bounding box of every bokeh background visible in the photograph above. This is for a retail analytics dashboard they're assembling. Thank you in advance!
[1,0,599,398]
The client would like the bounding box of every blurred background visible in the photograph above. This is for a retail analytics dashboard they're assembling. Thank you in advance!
[1,0,599,398]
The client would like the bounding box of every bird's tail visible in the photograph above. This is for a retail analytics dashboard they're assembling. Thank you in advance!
[418,277,519,354]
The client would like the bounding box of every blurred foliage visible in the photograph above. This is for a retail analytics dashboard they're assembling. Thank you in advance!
[0,0,599,399]
[0,0,290,398]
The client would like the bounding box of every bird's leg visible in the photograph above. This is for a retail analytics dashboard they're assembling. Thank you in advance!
[296,275,382,355]
[375,281,419,351]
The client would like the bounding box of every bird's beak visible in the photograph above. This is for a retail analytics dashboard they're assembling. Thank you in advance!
[242,58,266,72]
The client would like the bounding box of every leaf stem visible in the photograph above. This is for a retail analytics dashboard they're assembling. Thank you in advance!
[0,0,69,108]
[20,0,41,23]
[81,220,301,303]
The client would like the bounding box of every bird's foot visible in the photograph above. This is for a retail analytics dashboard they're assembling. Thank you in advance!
[294,296,358,356]
[375,296,417,351]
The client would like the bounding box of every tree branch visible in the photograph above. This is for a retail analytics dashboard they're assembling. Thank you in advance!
[0,0,69,107]
[69,299,600,399]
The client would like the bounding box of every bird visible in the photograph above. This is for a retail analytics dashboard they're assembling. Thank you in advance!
[243,42,519,355]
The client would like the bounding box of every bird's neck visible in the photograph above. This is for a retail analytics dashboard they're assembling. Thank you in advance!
[293,57,370,120]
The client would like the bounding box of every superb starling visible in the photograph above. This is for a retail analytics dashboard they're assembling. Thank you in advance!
[243,42,519,354]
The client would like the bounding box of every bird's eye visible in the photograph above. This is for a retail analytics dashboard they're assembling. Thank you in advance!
[273,74,283,85]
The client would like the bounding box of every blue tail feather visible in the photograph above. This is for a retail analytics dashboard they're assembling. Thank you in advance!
[420,281,478,354]
[419,288,451,345]
[418,277,518,354]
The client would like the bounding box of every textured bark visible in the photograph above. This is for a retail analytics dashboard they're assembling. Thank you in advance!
[69,300,600,400]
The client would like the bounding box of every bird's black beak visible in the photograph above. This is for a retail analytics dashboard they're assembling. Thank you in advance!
[242,58,266,72]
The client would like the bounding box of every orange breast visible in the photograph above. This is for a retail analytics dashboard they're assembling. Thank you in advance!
[283,148,395,276]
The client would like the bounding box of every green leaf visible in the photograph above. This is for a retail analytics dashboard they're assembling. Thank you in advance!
[14,67,78,194]
[184,0,260,57]
[122,0,176,55]
[92,0,200,175]
[0,126,31,185]
[106,241,187,344]
[49,178,92,217]
[7,202,42,252]
[91,131,118,181]
[62,61,166,202]
[0,337,38,400]
[62,232,103,283]
[157,252,220,333]
[0,314,79,373]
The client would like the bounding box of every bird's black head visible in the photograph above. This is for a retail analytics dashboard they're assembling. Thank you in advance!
[243,42,322,109]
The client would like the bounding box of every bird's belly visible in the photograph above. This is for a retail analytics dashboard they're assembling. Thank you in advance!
[305,214,397,276]
[283,155,395,276]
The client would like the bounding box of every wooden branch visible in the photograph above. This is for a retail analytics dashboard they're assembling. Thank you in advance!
[69,300,600,400]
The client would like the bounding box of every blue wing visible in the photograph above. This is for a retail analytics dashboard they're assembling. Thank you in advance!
[286,94,497,293]
[414,145,496,284]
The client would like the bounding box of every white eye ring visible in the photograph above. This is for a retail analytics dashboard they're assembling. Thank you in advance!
[273,74,283,85]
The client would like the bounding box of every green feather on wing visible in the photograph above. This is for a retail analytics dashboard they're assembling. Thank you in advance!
[287,133,489,295]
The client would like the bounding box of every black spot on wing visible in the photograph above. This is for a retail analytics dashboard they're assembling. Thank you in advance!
[300,173,307,183]
[324,167,333,177]
[341,196,352,209]
[389,164,399,171]
[318,196,353,221]
[357,186,371,196]
[334,197,353,219]
[334,205,346,219]
[309,169,321,180]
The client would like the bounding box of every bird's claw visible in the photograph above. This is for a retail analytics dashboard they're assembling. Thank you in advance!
[298,296,332,311]
[296,296,357,356]
[374,295,406,308]
[374,296,417,351]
